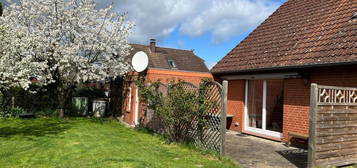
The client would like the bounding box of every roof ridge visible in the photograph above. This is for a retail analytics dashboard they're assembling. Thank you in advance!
[130,43,209,72]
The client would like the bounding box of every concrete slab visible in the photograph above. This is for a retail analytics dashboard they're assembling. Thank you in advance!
[225,131,308,168]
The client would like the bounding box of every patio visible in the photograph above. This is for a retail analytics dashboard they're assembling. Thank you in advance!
[225,131,307,168]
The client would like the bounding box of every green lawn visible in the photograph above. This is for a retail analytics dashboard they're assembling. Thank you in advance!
[0,118,236,168]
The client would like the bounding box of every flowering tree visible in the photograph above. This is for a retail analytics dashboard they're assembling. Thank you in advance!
[1,0,133,116]
[0,20,50,108]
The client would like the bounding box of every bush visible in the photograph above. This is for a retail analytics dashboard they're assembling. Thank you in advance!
[137,79,215,143]
[35,109,58,117]
[4,85,58,114]
[0,107,26,118]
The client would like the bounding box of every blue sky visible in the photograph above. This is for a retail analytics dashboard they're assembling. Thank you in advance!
[1,0,287,69]
[105,0,287,69]
[161,27,253,69]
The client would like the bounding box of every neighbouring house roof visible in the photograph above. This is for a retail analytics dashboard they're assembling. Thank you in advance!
[130,43,209,73]
[212,0,357,75]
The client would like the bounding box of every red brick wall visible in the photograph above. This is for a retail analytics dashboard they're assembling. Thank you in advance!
[146,69,212,85]
[123,82,135,125]
[226,80,245,132]
[282,66,357,141]
[282,78,310,141]
[122,69,213,125]
[222,66,357,142]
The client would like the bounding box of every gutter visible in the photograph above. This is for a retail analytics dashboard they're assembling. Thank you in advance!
[149,68,211,74]
[211,61,357,76]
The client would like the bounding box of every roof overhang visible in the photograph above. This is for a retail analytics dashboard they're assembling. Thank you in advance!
[212,61,357,76]
[221,72,301,80]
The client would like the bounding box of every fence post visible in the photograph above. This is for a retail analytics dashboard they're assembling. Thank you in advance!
[220,80,228,156]
[308,83,318,168]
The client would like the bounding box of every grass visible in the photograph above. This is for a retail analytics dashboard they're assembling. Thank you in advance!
[0,118,236,168]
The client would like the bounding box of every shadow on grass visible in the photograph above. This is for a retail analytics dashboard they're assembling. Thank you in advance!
[0,119,72,138]
[100,158,152,167]
[86,118,113,124]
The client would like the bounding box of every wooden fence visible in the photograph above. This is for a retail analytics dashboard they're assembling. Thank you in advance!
[309,84,357,167]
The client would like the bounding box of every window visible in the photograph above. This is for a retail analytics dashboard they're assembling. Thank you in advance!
[168,58,176,68]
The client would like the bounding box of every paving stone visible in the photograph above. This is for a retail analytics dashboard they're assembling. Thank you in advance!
[225,131,308,168]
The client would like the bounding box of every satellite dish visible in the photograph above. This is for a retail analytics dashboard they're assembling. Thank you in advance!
[131,51,149,72]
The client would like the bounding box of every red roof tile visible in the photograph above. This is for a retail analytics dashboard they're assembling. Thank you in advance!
[211,0,357,74]
[130,44,209,72]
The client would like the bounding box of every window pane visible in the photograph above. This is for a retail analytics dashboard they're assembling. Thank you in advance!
[248,80,263,129]
[266,79,284,132]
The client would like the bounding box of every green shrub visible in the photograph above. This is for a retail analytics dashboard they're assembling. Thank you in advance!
[5,85,58,114]
[0,92,3,109]
[35,109,58,117]
[137,79,215,143]
[0,107,26,118]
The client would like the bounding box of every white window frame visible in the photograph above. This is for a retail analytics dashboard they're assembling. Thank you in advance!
[244,80,282,139]
[127,87,132,111]
[134,86,140,125]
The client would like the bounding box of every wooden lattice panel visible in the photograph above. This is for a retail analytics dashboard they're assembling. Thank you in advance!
[146,83,167,133]
[145,81,226,155]
[317,85,357,106]
[194,81,223,152]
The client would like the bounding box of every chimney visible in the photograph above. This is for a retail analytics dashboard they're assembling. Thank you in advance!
[150,39,156,52]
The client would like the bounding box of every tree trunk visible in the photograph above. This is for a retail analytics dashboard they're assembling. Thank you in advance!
[58,108,64,118]
[0,89,12,110]
[57,82,75,118]
[57,87,66,118]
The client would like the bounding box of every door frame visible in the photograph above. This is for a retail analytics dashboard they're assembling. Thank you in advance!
[134,85,140,125]
[244,80,282,139]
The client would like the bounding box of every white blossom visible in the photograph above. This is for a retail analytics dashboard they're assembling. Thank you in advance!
[0,0,133,91]
[0,25,50,90]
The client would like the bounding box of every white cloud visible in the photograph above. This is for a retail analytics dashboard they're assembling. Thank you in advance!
[108,0,200,43]
[180,0,280,43]
[1,0,281,44]
[109,0,280,44]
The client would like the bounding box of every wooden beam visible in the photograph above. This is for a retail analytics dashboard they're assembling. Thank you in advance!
[308,83,318,168]
[221,72,301,80]
[220,80,228,156]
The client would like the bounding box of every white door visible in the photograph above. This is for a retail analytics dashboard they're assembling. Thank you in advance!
[244,80,283,139]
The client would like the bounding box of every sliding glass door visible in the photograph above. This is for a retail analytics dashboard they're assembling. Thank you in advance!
[244,79,283,139]
[247,80,263,129]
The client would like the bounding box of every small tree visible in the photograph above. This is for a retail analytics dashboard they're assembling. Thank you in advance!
[1,0,133,116]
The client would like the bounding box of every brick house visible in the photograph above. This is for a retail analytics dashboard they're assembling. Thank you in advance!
[211,0,356,142]
[123,39,212,125]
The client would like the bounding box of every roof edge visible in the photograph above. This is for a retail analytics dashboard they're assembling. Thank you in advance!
[211,61,357,75]
[149,68,211,74]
